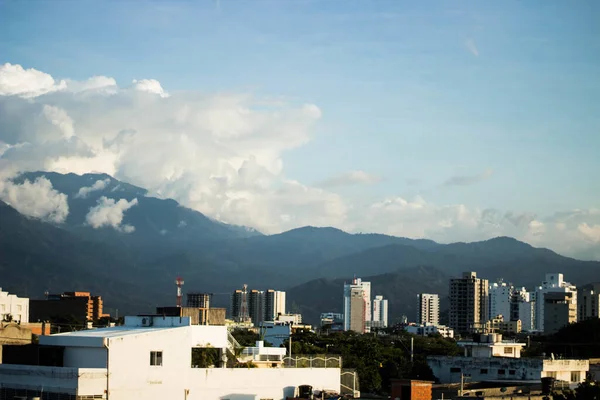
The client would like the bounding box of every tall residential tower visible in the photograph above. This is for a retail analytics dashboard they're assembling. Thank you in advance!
[449,272,489,334]
[417,293,440,326]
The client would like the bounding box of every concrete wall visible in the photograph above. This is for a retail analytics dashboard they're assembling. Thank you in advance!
[0,364,106,396]
[64,346,107,368]
[0,323,32,345]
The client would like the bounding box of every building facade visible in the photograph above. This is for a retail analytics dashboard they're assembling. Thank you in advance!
[417,293,439,326]
[29,291,107,323]
[372,295,389,328]
[343,278,371,333]
[0,288,29,324]
[578,282,600,321]
[544,291,577,334]
[186,293,211,308]
[248,290,265,326]
[264,289,286,321]
[534,273,577,332]
[449,272,489,335]
[0,316,341,400]
[405,323,454,339]
[489,281,512,321]
[510,287,535,332]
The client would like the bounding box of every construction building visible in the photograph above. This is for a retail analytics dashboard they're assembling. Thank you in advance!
[29,291,108,323]
[248,290,265,326]
[449,272,489,335]
[578,282,600,321]
[186,292,211,308]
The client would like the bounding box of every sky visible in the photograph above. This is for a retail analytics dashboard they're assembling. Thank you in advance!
[0,0,599,259]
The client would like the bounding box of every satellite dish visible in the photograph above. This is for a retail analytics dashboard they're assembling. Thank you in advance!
[501,387,507,393]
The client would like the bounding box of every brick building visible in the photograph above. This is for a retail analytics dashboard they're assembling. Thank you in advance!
[391,379,433,400]
[29,291,108,323]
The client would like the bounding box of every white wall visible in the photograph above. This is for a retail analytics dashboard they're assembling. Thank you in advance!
[0,365,106,396]
[0,289,29,323]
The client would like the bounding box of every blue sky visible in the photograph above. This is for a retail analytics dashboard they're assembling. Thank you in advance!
[1,0,599,255]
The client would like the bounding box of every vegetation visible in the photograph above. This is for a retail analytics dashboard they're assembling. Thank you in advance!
[552,379,600,399]
[283,328,459,395]
[524,319,600,359]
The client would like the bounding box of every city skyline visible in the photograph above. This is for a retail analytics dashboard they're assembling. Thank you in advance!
[0,1,599,261]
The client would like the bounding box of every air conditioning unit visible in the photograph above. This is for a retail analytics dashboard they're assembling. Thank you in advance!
[141,317,152,327]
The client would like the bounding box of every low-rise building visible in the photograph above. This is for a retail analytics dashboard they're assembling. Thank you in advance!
[320,312,344,332]
[0,315,341,400]
[458,334,524,358]
[239,340,287,368]
[428,333,588,385]
[405,323,455,339]
[0,288,29,323]
[484,315,522,334]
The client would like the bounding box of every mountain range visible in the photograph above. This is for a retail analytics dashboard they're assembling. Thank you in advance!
[2,172,599,325]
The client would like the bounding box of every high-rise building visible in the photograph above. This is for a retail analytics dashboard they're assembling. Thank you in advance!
[343,278,370,333]
[248,290,265,326]
[186,293,211,308]
[578,283,600,321]
[372,295,389,328]
[231,285,250,322]
[417,293,439,326]
[534,273,577,332]
[264,290,286,321]
[0,288,29,323]
[449,272,489,334]
[489,281,513,321]
[544,291,577,334]
[510,287,535,332]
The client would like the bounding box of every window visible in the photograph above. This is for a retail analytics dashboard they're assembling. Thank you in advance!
[498,369,506,375]
[504,347,513,354]
[509,370,516,375]
[450,367,461,373]
[480,369,488,374]
[150,351,163,366]
[571,372,580,382]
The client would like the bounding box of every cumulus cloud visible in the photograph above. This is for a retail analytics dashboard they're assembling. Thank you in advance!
[76,178,111,198]
[0,176,69,223]
[316,170,381,188]
[445,169,493,186]
[0,63,599,260]
[132,79,169,97]
[0,63,67,97]
[85,197,138,232]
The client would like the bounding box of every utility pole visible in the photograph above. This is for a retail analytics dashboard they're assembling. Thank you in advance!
[460,372,464,396]
[410,336,414,364]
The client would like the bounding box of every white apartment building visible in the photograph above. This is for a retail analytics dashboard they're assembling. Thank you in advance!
[535,273,577,332]
[0,288,29,323]
[511,287,535,332]
[343,278,371,333]
[0,316,341,400]
[428,333,588,385]
[265,289,286,321]
[405,323,454,339]
[489,281,512,321]
[417,293,439,326]
[372,295,388,328]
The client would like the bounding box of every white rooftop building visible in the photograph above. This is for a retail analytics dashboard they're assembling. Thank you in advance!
[0,288,29,324]
[405,323,454,339]
[0,315,341,400]
[428,333,589,385]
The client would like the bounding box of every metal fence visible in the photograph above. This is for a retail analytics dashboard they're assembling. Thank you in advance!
[282,355,342,368]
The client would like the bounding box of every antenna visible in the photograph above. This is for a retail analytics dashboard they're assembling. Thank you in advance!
[241,284,249,322]
[175,276,185,307]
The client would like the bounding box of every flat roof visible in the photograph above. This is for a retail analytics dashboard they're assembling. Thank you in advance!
[39,325,188,347]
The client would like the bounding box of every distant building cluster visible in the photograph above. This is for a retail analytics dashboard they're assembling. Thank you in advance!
[339,277,388,334]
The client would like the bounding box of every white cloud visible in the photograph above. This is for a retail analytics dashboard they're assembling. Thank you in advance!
[317,170,381,188]
[76,178,111,198]
[0,63,599,260]
[85,196,138,232]
[0,63,67,98]
[132,79,169,98]
[0,176,69,223]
